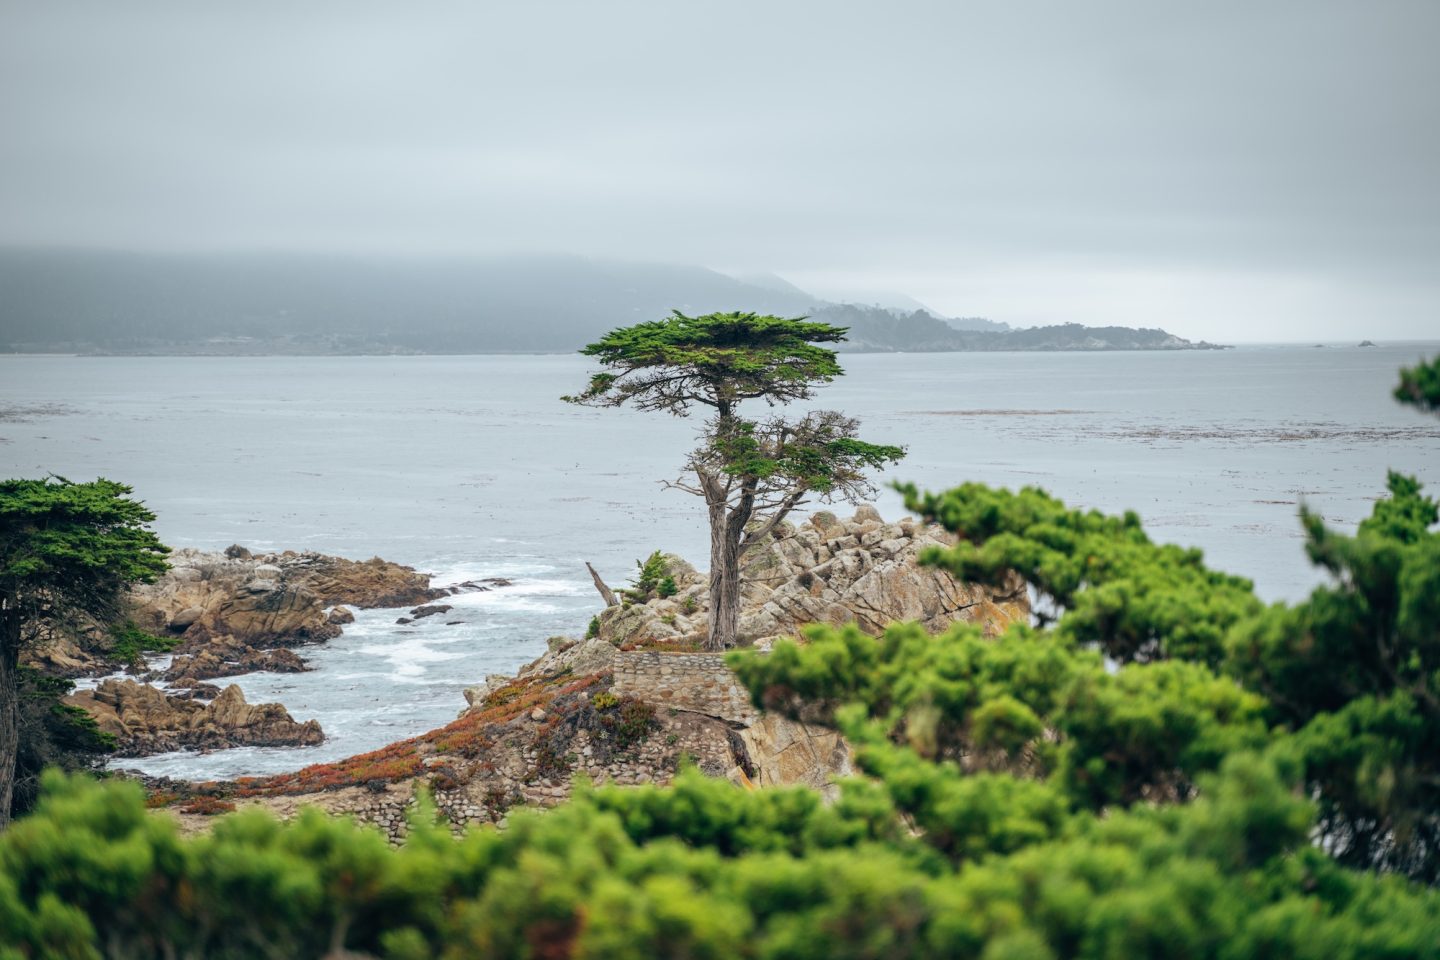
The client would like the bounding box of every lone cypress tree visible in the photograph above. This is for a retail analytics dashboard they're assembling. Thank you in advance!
[566,311,904,649]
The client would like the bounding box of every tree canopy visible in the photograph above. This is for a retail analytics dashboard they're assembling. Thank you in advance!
[0,477,170,622]
[563,310,846,416]
[0,476,168,827]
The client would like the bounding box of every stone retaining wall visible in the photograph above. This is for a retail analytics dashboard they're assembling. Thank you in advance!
[610,652,759,725]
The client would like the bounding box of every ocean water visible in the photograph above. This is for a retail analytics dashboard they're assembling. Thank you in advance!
[3,344,1438,779]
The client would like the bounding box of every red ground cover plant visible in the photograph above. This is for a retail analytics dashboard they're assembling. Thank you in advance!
[200,671,615,799]
[178,796,236,816]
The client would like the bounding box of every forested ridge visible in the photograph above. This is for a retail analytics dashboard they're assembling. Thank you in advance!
[0,356,1436,958]
[0,248,1219,355]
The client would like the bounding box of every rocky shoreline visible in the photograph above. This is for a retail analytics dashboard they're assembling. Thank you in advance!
[27,546,497,758]
[142,508,1029,839]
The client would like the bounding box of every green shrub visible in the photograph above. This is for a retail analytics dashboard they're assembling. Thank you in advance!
[107,620,179,667]
[623,550,671,603]
[2,764,1436,958]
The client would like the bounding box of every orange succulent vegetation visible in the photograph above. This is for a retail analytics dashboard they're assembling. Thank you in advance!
[617,637,708,653]
[179,797,236,816]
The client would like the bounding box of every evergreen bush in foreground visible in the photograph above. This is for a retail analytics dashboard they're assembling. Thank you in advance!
[2,760,1438,959]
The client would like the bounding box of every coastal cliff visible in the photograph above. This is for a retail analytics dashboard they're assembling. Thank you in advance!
[150,508,1029,838]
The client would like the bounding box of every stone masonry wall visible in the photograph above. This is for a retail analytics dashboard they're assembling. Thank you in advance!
[610,652,759,725]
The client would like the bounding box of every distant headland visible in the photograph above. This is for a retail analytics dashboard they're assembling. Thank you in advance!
[0,248,1227,354]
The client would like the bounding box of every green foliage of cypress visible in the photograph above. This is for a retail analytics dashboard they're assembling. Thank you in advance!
[0,476,169,827]
[1395,354,1440,414]
[1228,469,1440,879]
[731,621,1270,815]
[562,310,847,414]
[10,668,115,820]
[896,481,1261,665]
[105,621,180,668]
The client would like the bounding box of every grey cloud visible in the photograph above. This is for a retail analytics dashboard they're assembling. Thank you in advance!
[1,0,1436,340]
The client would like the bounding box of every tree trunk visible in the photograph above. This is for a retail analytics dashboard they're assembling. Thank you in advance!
[585,562,618,607]
[706,468,756,651]
[707,523,743,651]
[0,608,21,830]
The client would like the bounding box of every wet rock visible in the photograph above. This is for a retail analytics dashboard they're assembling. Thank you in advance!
[128,547,478,654]
[287,554,444,609]
[66,680,323,756]
[444,577,514,595]
[169,606,204,629]
[169,678,222,700]
[161,644,310,683]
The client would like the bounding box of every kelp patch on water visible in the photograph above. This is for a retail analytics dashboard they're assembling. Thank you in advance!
[1103,421,1440,444]
[0,402,76,422]
[904,408,1096,416]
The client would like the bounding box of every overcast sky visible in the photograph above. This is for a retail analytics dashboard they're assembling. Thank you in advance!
[2,1,1436,341]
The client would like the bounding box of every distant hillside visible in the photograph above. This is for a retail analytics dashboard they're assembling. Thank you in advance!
[946,323,1223,352]
[0,249,1222,354]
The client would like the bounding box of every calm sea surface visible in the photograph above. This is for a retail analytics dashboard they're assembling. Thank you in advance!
[3,345,1438,779]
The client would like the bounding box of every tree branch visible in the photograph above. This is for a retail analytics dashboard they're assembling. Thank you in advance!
[585,563,618,607]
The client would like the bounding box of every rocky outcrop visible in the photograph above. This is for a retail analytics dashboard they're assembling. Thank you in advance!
[128,547,450,650]
[281,553,445,609]
[127,549,512,655]
[205,644,855,841]
[595,506,1028,648]
[396,603,453,625]
[22,631,107,678]
[67,680,324,756]
[158,643,310,683]
[738,713,853,799]
[129,551,338,650]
